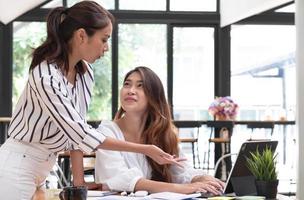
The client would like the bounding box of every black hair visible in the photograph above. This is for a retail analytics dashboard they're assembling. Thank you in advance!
[30,1,114,74]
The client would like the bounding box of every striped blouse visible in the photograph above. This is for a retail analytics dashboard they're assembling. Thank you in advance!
[8,60,106,153]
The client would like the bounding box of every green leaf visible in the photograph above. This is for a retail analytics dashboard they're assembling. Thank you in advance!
[245,145,278,181]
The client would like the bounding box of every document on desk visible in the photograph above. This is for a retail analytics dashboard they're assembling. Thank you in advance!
[87,190,120,199]
[92,196,145,200]
[93,191,202,200]
[149,192,201,199]
[89,190,120,197]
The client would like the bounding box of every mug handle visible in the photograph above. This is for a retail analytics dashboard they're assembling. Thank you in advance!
[59,191,65,200]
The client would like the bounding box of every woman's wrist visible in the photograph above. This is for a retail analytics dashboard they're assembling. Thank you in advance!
[73,178,85,186]
[135,143,149,155]
[171,183,186,193]
[191,175,204,183]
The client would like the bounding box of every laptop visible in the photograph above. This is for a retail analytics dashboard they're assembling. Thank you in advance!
[222,140,278,196]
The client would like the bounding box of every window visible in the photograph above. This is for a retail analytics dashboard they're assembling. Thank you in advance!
[12,21,112,120]
[119,0,166,11]
[13,22,46,107]
[170,0,216,11]
[118,24,167,93]
[231,25,296,121]
[88,47,112,120]
[173,27,215,120]
[68,0,114,9]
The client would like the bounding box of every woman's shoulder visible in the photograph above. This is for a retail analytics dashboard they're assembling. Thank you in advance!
[30,60,61,78]
[97,120,124,139]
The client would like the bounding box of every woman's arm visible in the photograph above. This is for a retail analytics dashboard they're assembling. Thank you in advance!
[70,150,85,186]
[97,137,183,166]
[70,150,102,190]
[134,178,221,195]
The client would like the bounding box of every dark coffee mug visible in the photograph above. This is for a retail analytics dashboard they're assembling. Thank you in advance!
[59,186,88,200]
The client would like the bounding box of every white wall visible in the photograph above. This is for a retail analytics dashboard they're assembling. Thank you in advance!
[296,0,304,198]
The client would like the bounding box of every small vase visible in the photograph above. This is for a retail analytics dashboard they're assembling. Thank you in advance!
[215,115,225,121]
[255,179,279,199]
[215,115,233,121]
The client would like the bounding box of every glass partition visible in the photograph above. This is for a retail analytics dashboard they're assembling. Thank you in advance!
[231,25,296,121]
[170,0,216,11]
[68,0,114,9]
[173,27,214,120]
[13,22,46,107]
[118,23,167,94]
[119,0,166,11]
[12,21,112,120]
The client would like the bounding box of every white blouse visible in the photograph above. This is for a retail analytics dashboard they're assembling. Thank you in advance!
[8,61,105,153]
[95,120,205,192]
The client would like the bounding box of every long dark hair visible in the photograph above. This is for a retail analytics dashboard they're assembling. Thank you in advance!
[115,67,179,182]
[30,1,114,73]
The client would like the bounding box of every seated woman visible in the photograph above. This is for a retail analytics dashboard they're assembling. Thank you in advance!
[94,66,224,195]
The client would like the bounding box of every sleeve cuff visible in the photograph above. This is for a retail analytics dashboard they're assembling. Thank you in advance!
[78,130,106,154]
[107,175,142,192]
[128,176,142,192]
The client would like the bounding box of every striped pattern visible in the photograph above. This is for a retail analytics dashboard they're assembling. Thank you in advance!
[8,61,105,153]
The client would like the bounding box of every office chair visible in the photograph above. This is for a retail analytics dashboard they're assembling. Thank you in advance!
[213,153,237,180]
[51,162,69,188]
[205,121,234,168]
[179,127,201,168]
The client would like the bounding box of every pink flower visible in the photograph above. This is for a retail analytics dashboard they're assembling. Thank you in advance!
[208,96,238,120]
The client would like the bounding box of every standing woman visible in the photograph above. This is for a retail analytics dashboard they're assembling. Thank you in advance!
[0,1,178,199]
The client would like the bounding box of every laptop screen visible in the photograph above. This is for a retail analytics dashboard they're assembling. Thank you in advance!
[224,140,278,196]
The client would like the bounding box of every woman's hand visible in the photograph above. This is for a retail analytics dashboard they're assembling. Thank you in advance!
[99,138,186,166]
[191,175,225,194]
[143,145,186,167]
[173,182,222,195]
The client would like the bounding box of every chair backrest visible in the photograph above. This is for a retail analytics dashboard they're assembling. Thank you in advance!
[175,121,202,139]
[206,120,234,140]
[213,153,238,177]
[0,117,11,144]
[52,162,69,188]
[247,121,274,129]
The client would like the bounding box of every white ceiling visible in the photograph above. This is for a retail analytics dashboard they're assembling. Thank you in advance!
[0,0,293,26]
[0,0,46,24]
[220,0,293,27]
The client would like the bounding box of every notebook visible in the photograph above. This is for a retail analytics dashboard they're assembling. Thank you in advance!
[223,140,278,196]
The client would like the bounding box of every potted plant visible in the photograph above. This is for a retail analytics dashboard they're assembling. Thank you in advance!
[246,146,279,199]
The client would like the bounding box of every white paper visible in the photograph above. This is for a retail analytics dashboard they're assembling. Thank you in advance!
[149,192,201,200]
[96,196,146,200]
[94,192,201,200]
[88,190,119,197]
